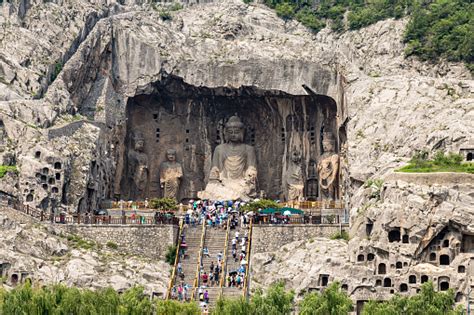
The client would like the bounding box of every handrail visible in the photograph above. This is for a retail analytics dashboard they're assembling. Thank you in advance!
[220,217,231,288]
[242,219,253,298]
[191,221,206,300]
[166,218,184,299]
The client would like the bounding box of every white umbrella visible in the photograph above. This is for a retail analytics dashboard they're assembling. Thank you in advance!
[283,210,292,216]
[246,211,255,216]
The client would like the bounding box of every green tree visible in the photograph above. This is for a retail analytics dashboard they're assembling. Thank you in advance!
[299,282,352,315]
[251,281,295,315]
[165,245,177,265]
[155,299,201,315]
[150,197,178,210]
[241,199,281,213]
[362,281,463,315]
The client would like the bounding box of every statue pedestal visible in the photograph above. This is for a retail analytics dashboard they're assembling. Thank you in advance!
[198,179,254,201]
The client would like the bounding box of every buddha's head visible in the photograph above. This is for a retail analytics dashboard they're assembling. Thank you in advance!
[291,150,301,163]
[322,132,336,154]
[166,148,177,162]
[224,115,245,143]
[133,132,145,152]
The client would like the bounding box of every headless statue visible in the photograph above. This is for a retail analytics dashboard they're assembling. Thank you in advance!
[128,132,148,200]
[286,151,304,201]
[317,132,339,200]
[160,149,183,200]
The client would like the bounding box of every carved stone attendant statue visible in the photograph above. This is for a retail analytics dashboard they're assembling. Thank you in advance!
[286,151,304,201]
[317,132,339,200]
[199,115,257,201]
[128,132,149,199]
[159,149,183,200]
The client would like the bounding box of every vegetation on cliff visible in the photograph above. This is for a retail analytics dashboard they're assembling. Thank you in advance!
[0,165,18,178]
[397,151,474,174]
[257,0,473,70]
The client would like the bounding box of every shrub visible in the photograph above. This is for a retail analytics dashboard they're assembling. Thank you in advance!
[398,151,473,174]
[150,197,178,210]
[106,241,118,249]
[50,61,63,82]
[0,165,18,178]
[241,199,281,213]
[330,230,350,241]
[165,245,177,265]
[159,9,172,21]
[275,2,295,19]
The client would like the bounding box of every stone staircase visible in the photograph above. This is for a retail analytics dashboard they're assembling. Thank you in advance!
[198,227,227,306]
[174,224,203,292]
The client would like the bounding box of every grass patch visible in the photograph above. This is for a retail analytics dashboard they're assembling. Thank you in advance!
[397,151,474,174]
[106,241,118,250]
[0,165,18,178]
[67,234,96,250]
[330,230,350,241]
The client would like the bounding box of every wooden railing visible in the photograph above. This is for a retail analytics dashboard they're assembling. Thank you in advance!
[192,222,206,299]
[242,219,253,298]
[166,218,184,300]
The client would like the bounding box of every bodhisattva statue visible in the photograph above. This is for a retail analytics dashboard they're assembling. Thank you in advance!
[286,151,304,201]
[317,132,339,200]
[159,149,183,200]
[199,115,257,201]
[128,132,149,199]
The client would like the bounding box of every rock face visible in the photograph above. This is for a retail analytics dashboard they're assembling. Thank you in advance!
[0,208,170,295]
[0,0,473,306]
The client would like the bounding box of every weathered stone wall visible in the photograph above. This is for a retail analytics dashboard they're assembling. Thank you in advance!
[251,224,349,253]
[56,224,178,259]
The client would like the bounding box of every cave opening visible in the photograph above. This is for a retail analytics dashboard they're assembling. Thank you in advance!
[116,76,340,202]
[388,228,401,242]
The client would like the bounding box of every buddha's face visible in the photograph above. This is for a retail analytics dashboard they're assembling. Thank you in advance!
[135,139,144,152]
[166,151,176,162]
[225,127,244,143]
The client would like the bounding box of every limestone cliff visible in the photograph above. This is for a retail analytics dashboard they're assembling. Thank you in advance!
[0,0,472,302]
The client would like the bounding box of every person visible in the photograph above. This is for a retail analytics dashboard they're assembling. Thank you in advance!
[232,248,237,261]
[235,231,239,241]
[204,290,209,304]
[178,285,183,301]
[202,272,208,286]
[217,251,223,264]
[177,262,182,275]
[203,247,210,258]
[232,238,237,250]
[210,261,214,275]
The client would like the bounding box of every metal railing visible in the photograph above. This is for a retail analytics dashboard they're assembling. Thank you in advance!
[242,219,253,298]
[166,218,184,299]
[192,222,206,300]
[220,217,231,288]
[0,195,179,226]
[252,214,344,225]
[281,200,344,209]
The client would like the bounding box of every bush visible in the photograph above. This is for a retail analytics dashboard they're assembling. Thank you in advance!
[106,241,118,249]
[159,9,172,21]
[0,165,18,178]
[165,245,177,265]
[330,230,350,241]
[241,199,281,213]
[150,197,178,210]
[50,61,63,82]
[275,2,296,19]
[397,151,473,174]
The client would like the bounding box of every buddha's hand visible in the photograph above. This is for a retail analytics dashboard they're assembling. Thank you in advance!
[245,167,257,181]
[209,167,221,181]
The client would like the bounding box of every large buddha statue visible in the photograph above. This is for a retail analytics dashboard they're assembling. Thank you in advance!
[317,132,339,200]
[159,149,183,200]
[199,115,257,201]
